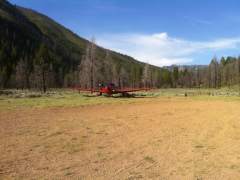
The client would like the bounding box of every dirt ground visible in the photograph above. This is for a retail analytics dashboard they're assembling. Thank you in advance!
[1,97,240,179]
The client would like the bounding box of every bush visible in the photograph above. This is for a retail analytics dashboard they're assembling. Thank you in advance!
[27,94,42,98]
[0,90,13,95]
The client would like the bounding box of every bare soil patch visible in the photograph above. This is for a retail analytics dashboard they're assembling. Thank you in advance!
[1,98,240,179]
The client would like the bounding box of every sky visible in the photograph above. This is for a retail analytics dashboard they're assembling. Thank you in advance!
[9,0,240,66]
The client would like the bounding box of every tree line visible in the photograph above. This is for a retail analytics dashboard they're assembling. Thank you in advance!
[1,36,240,92]
[169,56,240,89]
[1,0,240,92]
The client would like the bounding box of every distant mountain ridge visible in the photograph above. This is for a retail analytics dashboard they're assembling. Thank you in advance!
[163,65,208,71]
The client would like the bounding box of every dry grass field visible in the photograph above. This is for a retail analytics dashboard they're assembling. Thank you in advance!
[1,90,240,179]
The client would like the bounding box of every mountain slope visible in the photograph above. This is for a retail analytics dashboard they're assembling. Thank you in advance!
[0,0,166,89]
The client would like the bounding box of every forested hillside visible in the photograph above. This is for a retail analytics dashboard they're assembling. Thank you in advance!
[0,0,167,90]
[0,0,240,91]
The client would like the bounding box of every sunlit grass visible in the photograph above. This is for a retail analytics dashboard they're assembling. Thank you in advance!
[1,88,240,110]
[0,89,141,110]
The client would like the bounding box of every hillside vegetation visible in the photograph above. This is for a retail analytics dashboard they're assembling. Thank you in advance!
[0,0,167,90]
[1,0,240,91]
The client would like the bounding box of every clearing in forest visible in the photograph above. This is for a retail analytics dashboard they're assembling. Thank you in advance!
[1,96,240,179]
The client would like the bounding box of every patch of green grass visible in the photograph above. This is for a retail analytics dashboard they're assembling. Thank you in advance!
[63,141,82,154]
[229,164,238,169]
[0,89,141,110]
[1,88,240,110]
[140,88,240,102]
[144,156,155,163]
[64,171,74,176]
[47,131,63,138]
[195,145,205,149]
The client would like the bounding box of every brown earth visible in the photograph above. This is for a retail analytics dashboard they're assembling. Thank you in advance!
[1,98,240,179]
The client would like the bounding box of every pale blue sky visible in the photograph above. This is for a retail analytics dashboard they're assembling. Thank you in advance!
[9,0,240,66]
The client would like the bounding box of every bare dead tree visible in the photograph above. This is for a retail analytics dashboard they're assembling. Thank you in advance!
[35,44,51,93]
[119,67,128,88]
[79,37,96,92]
[142,63,151,88]
[235,59,240,96]
[89,37,96,93]
[104,50,114,83]
[15,58,27,90]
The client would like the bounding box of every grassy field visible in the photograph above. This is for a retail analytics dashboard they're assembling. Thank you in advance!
[0,88,240,109]
[1,89,240,179]
[0,89,141,110]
